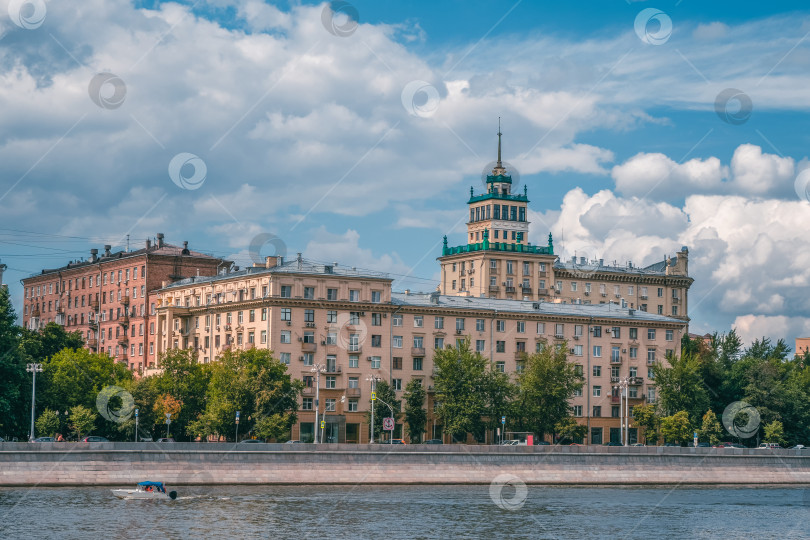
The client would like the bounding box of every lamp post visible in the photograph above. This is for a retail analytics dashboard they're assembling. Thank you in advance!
[311,364,325,444]
[613,377,629,446]
[26,363,43,441]
[366,375,380,443]
[134,408,139,443]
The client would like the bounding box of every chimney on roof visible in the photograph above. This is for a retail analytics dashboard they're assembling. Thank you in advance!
[430,291,440,304]
[182,241,190,255]
[157,233,165,248]
[265,256,279,269]
[405,289,410,295]
[104,245,111,257]
[599,258,604,266]
[579,257,585,265]
[146,239,151,250]
[90,249,98,263]
[297,253,302,269]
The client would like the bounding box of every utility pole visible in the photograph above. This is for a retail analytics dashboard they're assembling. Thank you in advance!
[311,364,325,443]
[26,363,43,441]
[366,375,379,443]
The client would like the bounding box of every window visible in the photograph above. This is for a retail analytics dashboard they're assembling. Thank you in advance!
[434,316,444,329]
[658,305,664,315]
[325,398,336,412]
[280,331,291,344]
[612,406,620,418]
[304,287,314,299]
[658,287,664,297]
[629,327,638,340]
[249,309,255,323]
[593,346,602,357]
[496,341,505,353]
[434,337,444,349]
[574,345,583,356]
[495,361,505,373]
[261,308,267,321]
[393,314,403,327]
[371,335,382,348]
[452,280,456,290]
[516,321,525,333]
[327,310,337,323]
[281,308,291,321]
[572,405,583,417]
[647,349,656,362]
[647,328,656,340]
[506,260,514,274]
[455,318,465,331]
[348,334,360,352]
[371,291,381,303]
[571,282,578,292]
[496,320,505,332]
[666,329,673,341]
[248,331,255,344]
[303,331,314,344]
[302,398,313,410]
[327,288,338,301]
[279,352,290,364]
[630,347,638,359]
[305,309,315,323]
[348,399,358,412]
[611,347,620,362]
[476,339,485,352]
[672,306,678,316]
[281,285,291,298]
[593,386,601,397]
[476,319,485,332]
[392,379,402,391]
[536,322,545,334]
[393,357,402,370]
[348,376,359,389]
[593,406,602,417]
[647,388,656,403]
[593,326,602,337]
[303,353,313,365]
[349,356,359,368]
[611,327,620,339]
[413,357,423,370]
[370,356,381,369]
[371,313,382,326]
[349,289,359,302]
[326,376,336,389]
[593,366,601,377]
[327,331,337,345]
[414,315,423,328]
[392,336,403,348]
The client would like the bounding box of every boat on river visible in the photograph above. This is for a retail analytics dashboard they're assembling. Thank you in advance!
[112,481,177,500]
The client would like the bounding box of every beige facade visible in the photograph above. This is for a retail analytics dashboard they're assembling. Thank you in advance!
[155,255,686,444]
[796,337,810,356]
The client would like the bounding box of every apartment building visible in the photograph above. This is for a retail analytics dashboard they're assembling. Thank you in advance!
[21,234,227,373]
[438,132,693,321]
[155,254,686,444]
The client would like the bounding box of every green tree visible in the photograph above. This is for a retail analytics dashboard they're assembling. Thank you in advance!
[633,403,659,445]
[698,410,722,445]
[651,353,709,425]
[432,340,489,442]
[35,408,60,438]
[554,417,587,444]
[515,343,583,441]
[150,348,210,440]
[18,322,83,365]
[403,379,427,443]
[482,365,517,442]
[763,420,786,446]
[366,379,401,441]
[0,286,27,439]
[188,349,299,441]
[660,411,691,445]
[69,405,97,440]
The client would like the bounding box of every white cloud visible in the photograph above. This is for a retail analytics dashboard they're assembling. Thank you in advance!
[733,315,810,348]
[729,143,795,197]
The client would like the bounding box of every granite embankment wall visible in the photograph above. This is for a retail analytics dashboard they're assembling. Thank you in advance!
[2,443,809,486]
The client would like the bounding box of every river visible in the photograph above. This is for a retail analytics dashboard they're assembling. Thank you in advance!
[1,485,808,539]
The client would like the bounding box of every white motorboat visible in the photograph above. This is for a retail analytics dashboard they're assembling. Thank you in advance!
[112,481,177,500]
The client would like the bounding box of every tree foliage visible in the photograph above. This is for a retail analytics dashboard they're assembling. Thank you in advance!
[698,410,722,445]
[633,403,659,445]
[660,411,691,445]
[403,379,427,443]
[35,408,60,438]
[366,379,401,441]
[651,353,709,425]
[69,405,97,440]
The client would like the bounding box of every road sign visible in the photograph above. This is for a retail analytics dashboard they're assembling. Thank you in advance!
[134,408,139,417]
[371,392,377,401]
[383,417,394,431]
[501,416,506,424]
[321,420,325,429]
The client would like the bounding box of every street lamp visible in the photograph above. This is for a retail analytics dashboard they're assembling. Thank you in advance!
[613,377,630,446]
[365,375,381,443]
[26,363,43,441]
[311,364,326,444]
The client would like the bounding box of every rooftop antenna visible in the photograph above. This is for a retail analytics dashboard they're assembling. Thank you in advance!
[126,234,130,253]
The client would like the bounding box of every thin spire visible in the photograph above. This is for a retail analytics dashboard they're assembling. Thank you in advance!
[498,116,503,169]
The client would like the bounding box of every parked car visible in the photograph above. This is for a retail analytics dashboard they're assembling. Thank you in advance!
[697,442,712,448]
[390,439,406,445]
[790,444,805,449]
[534,440,550,446]
[715,442,745,448]
[239,439,265,444]
[32,437,56,442]
[424,439,443,445]
[663,442,679,447]
[630,443,645,447]
[604,442,623,447]
[758,442,782,449]
[284,440,303,444]
[80,436,109,442]
[156,438,175,443]
[500,440,518,445]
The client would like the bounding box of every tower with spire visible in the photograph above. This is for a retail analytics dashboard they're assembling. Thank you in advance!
[437,121,555,300]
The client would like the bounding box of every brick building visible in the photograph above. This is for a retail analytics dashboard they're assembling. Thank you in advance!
[21,234,227,373]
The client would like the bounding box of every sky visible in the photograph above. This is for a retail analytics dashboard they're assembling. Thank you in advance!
[1,0,809,348]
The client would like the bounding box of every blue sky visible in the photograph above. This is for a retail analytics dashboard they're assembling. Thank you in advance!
[1,0,810,346]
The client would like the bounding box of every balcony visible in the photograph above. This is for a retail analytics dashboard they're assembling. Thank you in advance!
[611,396,621,404]
[91,299,99,311]
[121,296,130,306]
[324,365,342,375]
[672,297,680,304]
[346,387,361,398]
[610,356,623,364]
[117,337,128,346]
[514,351,526,360]
[505,286,516,294]
[302,342,317,353]
[87,339,98,349]
[302,387,315,396]
[411,347,426,356]
[537,288,549,296]
[554,334,565,340]
[119,315,130,325]
[640,295,648,300]
[629,376,644,385]
[610,376,620,383]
